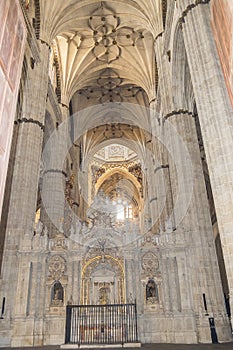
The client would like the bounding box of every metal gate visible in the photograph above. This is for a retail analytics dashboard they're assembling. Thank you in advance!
[65,303,138,345]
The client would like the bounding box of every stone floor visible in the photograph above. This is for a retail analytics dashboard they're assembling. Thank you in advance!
[2,343,233,350]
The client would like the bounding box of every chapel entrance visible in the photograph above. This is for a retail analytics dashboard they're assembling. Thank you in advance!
[65,303,139,345]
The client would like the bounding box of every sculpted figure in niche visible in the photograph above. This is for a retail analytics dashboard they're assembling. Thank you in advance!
[146,279,158,304]
[51,281,64,306]
[99,287,109,305]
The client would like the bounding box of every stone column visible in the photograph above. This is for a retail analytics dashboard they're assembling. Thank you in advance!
[165,111,231,341]
[0,41,50,345]
[0,0,27,220]
[155,27,231,340]
[147,101,165,232]
[40,104,69,237]
[153,37,178,233]
[180,0,233,320]
[148,99,176,233]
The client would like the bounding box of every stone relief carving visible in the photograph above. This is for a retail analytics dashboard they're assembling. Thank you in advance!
[140,232,158,247]
[128,164,143,185]
[141,252,162,306]
[83,243,122,265]
[63,175,75,237]
[50,234,68,251]
[32,220,48,250]
[141,252,159,277]
[99,284,110,305]
[92,165,105,183]
[48,255,66,280]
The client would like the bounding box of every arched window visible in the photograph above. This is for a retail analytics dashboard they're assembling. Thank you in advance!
[116,203,134,221]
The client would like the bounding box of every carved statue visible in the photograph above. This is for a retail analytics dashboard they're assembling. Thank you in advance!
[146,279,158,304]
[99,287,109,305]
[34,220,48,237]
[51,281,64,306]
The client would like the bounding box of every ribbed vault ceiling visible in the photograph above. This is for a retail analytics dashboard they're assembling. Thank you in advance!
[39,1,162,208]
[39,0,162,104]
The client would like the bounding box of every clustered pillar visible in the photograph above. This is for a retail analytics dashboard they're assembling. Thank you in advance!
[0,41,50,345]
[180,0,233,323]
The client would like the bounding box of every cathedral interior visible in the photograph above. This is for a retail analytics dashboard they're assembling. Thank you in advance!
[0,0,233,347]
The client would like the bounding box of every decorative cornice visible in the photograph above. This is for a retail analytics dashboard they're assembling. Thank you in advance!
[163,109,193,120]
[52,48,62,103]
[179,0,211,28]
[34,0,41,40]
[15,117,44,131]
[43,169,67,177]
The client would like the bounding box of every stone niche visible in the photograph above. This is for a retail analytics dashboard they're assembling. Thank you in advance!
[81,255,125,305]
[46,255,67,315]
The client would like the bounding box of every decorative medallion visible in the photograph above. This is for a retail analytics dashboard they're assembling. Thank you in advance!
[142,252,159,276]
[48,255,66,280]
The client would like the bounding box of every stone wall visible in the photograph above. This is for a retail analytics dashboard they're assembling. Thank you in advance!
[211,0,233,107]
[0,1,26,267]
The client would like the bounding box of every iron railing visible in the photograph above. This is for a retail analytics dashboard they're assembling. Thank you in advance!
[65,303,138,345]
